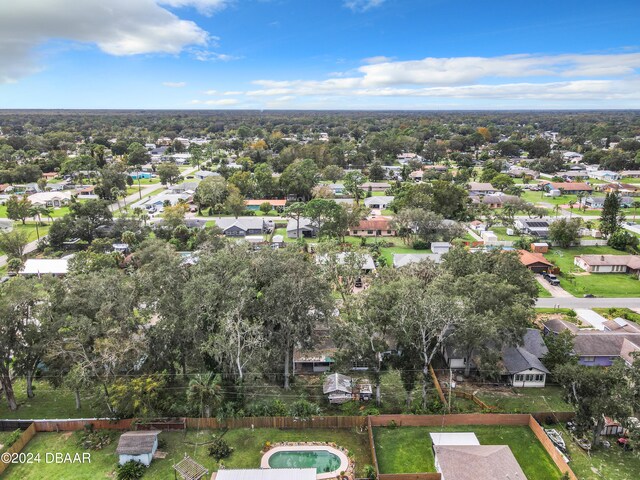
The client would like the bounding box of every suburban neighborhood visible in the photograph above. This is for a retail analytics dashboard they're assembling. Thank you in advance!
[2,1,640,479]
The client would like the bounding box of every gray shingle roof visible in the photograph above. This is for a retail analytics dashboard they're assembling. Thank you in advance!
[116,430,160,455]
[502,346,550,374]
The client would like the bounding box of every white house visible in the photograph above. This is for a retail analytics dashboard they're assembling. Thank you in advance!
[116,430,160,467]
[28,191,73,208]
[20,258,69,276]
[589,170,620,182]
[364,195,394,210]
[574,254,640,274]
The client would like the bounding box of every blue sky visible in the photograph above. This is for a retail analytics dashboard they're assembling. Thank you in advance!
[1,0,639,109]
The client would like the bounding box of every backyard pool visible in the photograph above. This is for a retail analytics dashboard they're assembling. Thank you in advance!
[268,450,341,473]
[261,444,350,479]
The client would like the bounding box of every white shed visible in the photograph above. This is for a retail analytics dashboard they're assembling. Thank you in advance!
[116,430,161,466]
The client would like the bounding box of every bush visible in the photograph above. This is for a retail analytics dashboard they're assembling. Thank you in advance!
[208,437,234,461]
[412,240,429,250]
[363,464,377,479]
[78,429,113,450]
[288,398,321,418]
[117,460,146,480]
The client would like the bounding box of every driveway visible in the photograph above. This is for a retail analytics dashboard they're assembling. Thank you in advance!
[535,276,573,298]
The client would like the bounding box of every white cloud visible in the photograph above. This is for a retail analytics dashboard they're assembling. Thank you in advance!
[223,90,243,95]
[191,98,239,105]
[159,0,230,16]
[362,55,395,64]
[163,81,187,87]
[191,50,240,62]
[344,0,385,12]
[238,52,640,105]
[203,89,218,95]
[0,0,215,83]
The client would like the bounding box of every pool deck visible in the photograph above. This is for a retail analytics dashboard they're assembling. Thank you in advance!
[260,444,350,480]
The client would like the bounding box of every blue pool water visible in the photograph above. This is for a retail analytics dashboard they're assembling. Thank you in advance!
[268,450,341,473]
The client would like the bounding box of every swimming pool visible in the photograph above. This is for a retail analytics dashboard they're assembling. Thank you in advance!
[261,444,350,479]
[268,450,341,473]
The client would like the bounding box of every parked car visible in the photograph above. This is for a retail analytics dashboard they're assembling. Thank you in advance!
[543,273,560,286]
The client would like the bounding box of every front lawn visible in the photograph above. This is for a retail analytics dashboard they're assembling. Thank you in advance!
[3,428,373,479]
[474,386,573,413]
[373,425,562,480]
[537,282,553,298]
[544,246,640,297]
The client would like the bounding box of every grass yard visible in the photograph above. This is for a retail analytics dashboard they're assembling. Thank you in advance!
[537,282,553,298]
[557,427,640,480]
[373,425,562,480]
[0,380,101,420]
[3,428,373,479]
[474,386,573,413]
[0,205,69,219]
[544,246,640,297]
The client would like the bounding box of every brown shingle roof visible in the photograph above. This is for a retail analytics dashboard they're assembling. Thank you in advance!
[116,430,160,455]
[434,445,527,480]
[354,218,394,231]
[518,249,552,267]
[550,182,593,191]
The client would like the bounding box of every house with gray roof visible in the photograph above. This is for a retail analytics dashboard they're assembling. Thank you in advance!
[323,373,353,404]
[434,445,527,480]
[286,217,319,238]
[214,217,270,237]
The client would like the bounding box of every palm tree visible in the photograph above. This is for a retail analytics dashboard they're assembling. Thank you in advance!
[111,187,121,213]
[633,201,640,221]
[568,200,575,218]
[553,204,561,218]
[28,205,49,240]
[187,373,222,418]
[576,191,585,209]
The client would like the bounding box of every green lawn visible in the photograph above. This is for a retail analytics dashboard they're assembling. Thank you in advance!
[0,380,101,420]
[537,282,553,298]
[475,386,573,413]
[544,246,640,297]
[373,425,562,480]
[0,205,69,219]
[0,224,51,255]
[3,428,373,479]
[557,427,640,480]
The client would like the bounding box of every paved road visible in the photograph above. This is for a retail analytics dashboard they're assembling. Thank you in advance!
[536,297,640,309]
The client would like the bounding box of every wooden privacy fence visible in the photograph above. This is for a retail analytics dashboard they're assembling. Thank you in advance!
[453,390,495,411]
[528,415,578,480]
[185,415,367,430]
[0,423,37,475]
[33,418,134,432]
[369,413,532,427]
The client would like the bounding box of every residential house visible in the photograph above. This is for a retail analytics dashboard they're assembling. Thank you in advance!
[169,182,200,194]
[214,469,316,480]
[544,321,640,367]
[518,249,553,273]
[434,445,527,480]
[470,194,519,208]
[349,218,396,237]
[589,170,621,182]
[444,329,549,387]
[600,183,639,197]
[286,217,319,238]
[316,252,376,273]
[194,170,220,180]
[28,191,73,207]
[502,328,550,387]
[431,242,452,254]
[323,373,354,404]
[621,170,640,178]
[507,166,538,178]
[574,254,640,274]
[214,217,270,237]
[545,182,593,194]
[116,430,160,467]
[293,325,336,374]
[557,170,588,181]
[140,192,191,211]
[468,182,496,195]
[364,195,394,210]
[562,151,584,163]
[129,171,152,180]
[409,170,424,182]
[515,218,550,238]
[244,199,287,211]
[20,258,70,276]
[361,181,391,192]
[393,253,444,267]
[327,183,345,196]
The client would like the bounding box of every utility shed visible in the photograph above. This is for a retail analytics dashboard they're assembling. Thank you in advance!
[116,430,161,466]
